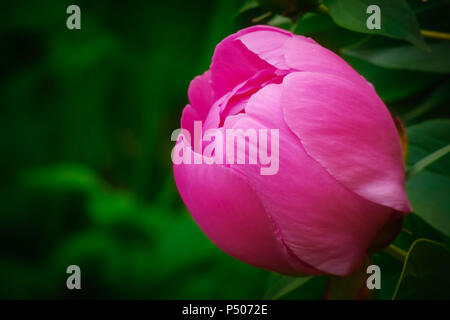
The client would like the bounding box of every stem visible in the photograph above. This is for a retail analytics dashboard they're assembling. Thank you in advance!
[383,244,407,262]
[421,29,450,40]
[251,11,272,23]
[402,227,413,236]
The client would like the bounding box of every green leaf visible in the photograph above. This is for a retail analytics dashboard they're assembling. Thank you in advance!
[323,0,427,49]
[407,172,450,237]
[267,14,293,30]
[264,273,312,300]
[408,144,450,178]
[343,41,450,74]
[403,79,450,122]
[293,12,365,50]
[294,12,337,34]
[406,120,450,236]
[393,239,450,299]
[393,213,448,254]
[344,56,439,102]
[406,119,450,177]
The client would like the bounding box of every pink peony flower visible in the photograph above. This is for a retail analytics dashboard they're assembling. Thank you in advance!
[172,25,411,276]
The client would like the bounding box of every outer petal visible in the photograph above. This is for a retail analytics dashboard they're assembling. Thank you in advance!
[187,70,214,121]
[182,71,214,136]
[284,36,366,83]
[173,145,320,275]
[226,83,396,275]
[210,26,289,99]
[282,72,411,213]
[236,28,292,70]
[180,104,200,136]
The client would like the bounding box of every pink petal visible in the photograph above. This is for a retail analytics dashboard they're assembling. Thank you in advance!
[173,149,321,275]
[285,36,366,83]
[202,69,285,134]
[226,83,396,275]
[282,72,411,213]
[210,27,276,99]
[187,70,214,121]
[237,29,292,70]
[180,104,200,136]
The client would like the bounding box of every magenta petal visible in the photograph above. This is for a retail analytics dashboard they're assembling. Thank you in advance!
[226,83,397,275]
[282,72,411,213]
[210,29,276,99]
[173,158,319,275]
[180,104,200,136]
[237,29,291,70]
[187,70,214,121]
[202,69,284,134]
[285,36,365,82]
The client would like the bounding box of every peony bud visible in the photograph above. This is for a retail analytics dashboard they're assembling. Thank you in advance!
[172,26,411,276]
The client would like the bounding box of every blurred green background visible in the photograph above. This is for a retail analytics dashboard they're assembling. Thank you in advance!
[1,0,273,299]
[1,0,450,299]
